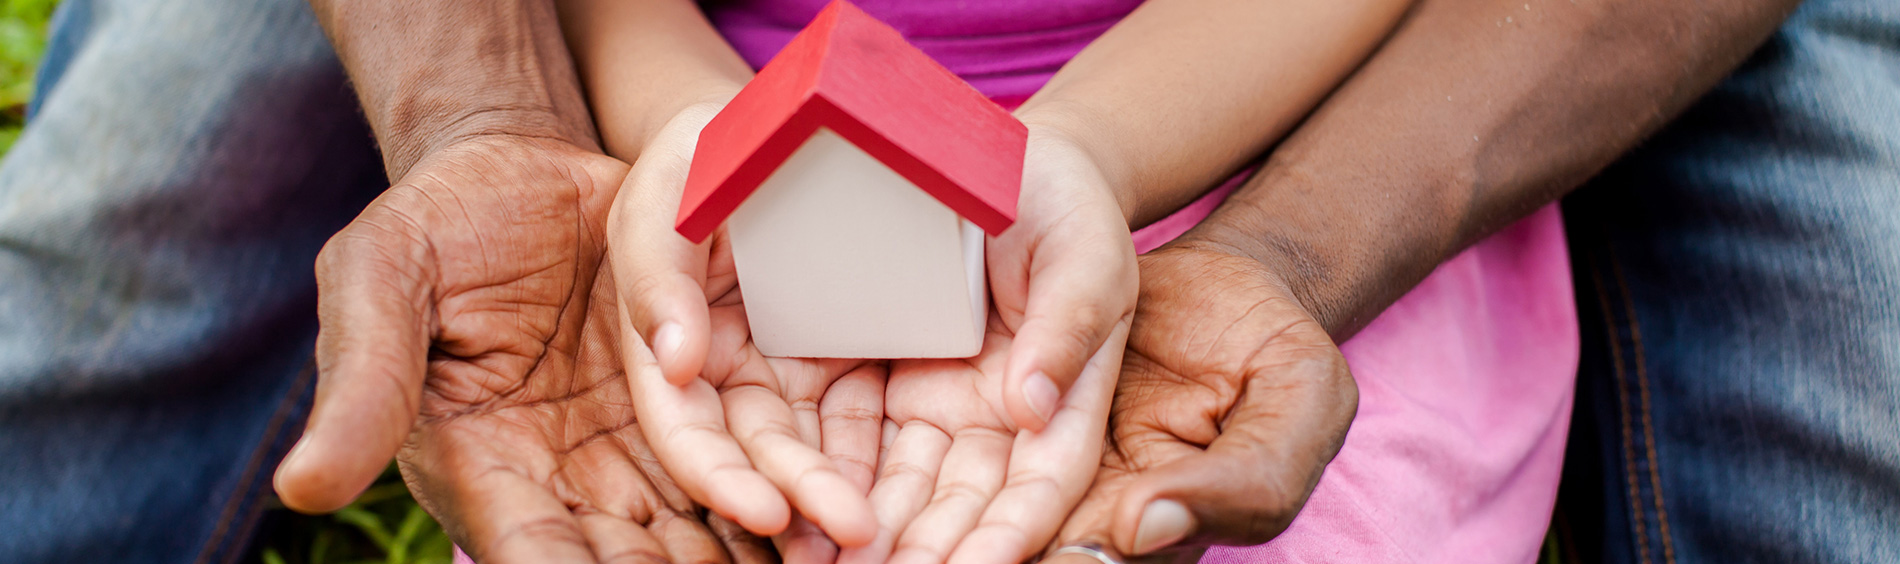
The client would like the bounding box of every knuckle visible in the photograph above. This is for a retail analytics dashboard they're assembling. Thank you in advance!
[599,547,673,564]
[876,460,936,485]
[659,420,730,450]
[929,480,994,506]
[483,515,588,556]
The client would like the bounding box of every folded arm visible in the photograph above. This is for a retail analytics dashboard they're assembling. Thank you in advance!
[557,0,753,159]
[1018,0,1417,228]
[1052,0,1803,558]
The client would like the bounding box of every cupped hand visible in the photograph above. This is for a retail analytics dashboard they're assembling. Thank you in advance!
[272,135,767,564]
[987,127,1141,433]
[608,100,883,558]
[1044,245,1359,563]
[838,130,1138,564]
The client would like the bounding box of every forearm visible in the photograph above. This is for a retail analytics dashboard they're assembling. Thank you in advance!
[310,0,597,179]
[557,0,753,159]
[1016,0,1414,228]
[1178,0,1799,338]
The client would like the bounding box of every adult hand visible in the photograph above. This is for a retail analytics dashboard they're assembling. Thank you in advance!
[838,130,1137,564]
[1044,244,1358,563]
[272,135,765,564]
[608,100,883,559]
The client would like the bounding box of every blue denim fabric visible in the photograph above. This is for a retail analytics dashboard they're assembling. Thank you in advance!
[1558,0,1900,562]
[0,0,383,562]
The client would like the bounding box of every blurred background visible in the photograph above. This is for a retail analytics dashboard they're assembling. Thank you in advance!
[0,2,453,563]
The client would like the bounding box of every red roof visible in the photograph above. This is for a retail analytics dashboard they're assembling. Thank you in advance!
[674,0,1027,243]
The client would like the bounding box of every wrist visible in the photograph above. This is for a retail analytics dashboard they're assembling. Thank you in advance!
[314,0,597,179]
[1161,164,1347,336]
[633,84,743,154]
[1164,157,1459,341]
[1016,101,1141,226]
[377,102,594,179]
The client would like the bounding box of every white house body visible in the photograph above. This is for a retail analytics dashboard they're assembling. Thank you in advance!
[726,128,987,358]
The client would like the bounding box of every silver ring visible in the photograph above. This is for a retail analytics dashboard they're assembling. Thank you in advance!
[1050,542,1124,564]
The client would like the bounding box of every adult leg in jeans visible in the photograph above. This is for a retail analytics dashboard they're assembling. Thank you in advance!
[1559,0,1900,561]
[0,0,382,561]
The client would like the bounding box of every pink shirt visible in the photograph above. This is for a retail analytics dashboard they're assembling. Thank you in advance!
[461,3,1579,563]
[710,2,1578,562]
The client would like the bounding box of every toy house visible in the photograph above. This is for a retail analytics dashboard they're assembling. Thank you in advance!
[676,0,1026,359]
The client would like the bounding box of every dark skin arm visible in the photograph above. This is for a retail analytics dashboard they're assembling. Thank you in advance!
[307,0,598,177]
[1052,0,1801,558]
[275,2,767,563]
[1191,0,1802,339]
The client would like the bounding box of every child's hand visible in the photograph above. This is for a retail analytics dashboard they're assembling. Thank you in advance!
[606,99,883,559]
[841,129,1139,564]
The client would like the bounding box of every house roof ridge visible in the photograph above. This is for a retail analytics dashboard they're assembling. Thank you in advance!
[674,0,1025,243]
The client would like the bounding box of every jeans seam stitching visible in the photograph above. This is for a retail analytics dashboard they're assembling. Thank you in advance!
[193,358,319,564]
[1610,253,1678,564]
[1589,250,1651,564]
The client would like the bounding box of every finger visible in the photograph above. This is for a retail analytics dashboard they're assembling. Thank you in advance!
[439,466,596,564]
[628,356,791,537]
[774,516,839,564]
[724,384,878,547]
[1110,327,1356,555]
[275,227,433,513]
[949,322,1125,564]
[1043,545,1198,564]
[821,365,887,492]
[648,508,735,564]
[839,423,952,564]
[1001,235,1137,432]
[887,429,1013,564]
[709,513,781,564]
[1045,468,1122,558]
[609,151,713,386]
[559,431,732,564]
[1041,551,1116,564]
[578,513,669,564]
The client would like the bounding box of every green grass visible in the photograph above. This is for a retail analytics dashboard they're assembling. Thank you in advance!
[252,465,454,564]
[0,0,58,152]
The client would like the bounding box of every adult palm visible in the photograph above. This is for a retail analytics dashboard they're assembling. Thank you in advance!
[272,135,762,564]
[1046,245,1359,563]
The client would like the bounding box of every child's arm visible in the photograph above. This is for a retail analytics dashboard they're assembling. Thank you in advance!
[557,0,753,160]
[1017,0,1416,229]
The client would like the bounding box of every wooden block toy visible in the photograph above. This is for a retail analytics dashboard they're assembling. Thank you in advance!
[676,0,1027,359]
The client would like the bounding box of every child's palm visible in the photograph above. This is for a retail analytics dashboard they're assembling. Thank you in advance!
[841,131,1135,564]
[609,101,883,557]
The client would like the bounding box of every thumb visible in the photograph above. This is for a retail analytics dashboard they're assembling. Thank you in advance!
[1002,239,1137,432]
[1110,337,1357,555]
[608,164,713,387]
[273,228,435,513]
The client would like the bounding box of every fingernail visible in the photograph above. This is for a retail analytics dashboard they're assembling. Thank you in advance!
[1132,499,1194,555]
[1024,373,1060,425]
[653,322,683,362]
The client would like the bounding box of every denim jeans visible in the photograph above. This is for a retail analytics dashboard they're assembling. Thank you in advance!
[1558,0,1900,562]
[0,0,382,562]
